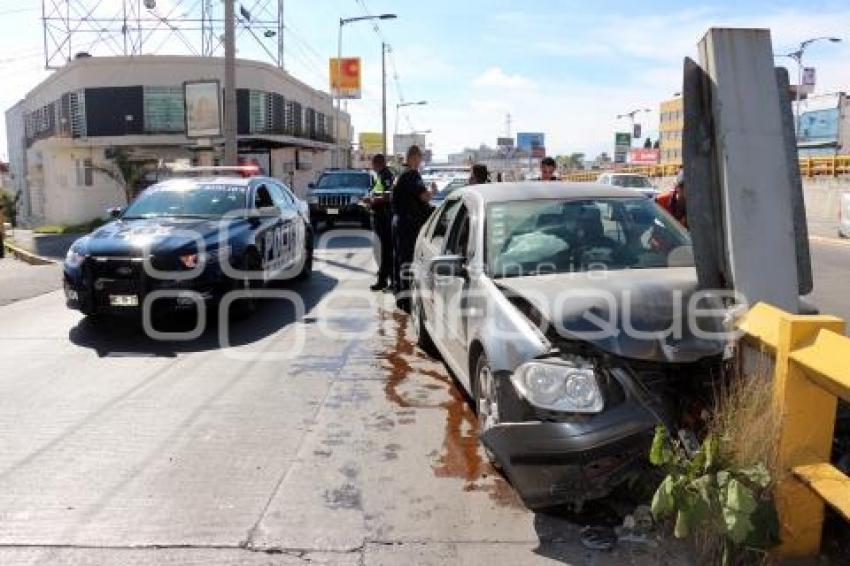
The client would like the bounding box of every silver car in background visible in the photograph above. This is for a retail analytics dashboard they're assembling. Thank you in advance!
[597,172,659,198]
[409,182,724,509]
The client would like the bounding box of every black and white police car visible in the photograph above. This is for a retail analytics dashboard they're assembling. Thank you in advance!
[63,169,313,321]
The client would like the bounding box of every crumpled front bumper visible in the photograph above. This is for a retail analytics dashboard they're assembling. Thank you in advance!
[480,400,657,509]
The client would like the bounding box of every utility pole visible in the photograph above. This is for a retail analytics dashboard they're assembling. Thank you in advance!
[381,42,387,155]
[223,0,238,165]
[277,0,284,70]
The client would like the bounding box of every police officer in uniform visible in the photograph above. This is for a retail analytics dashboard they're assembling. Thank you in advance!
[392,145,431,311]
[367,153,395,291]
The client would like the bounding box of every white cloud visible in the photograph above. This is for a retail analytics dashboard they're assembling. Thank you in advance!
[472,67,536,89]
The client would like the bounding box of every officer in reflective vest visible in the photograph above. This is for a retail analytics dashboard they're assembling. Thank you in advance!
[367,154,395,291]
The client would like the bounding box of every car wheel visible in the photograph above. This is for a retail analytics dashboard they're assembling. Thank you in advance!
[295,228,314,281]
[232,249,261,318]
[473,353,500,465]
[410,292,437,356]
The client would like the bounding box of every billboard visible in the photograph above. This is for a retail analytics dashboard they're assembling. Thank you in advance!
[628,148,660,165]
[799,108,839,142]
[531,146,546,158]
[497,137,514,148]
[184,80,221,138]
[359,132,384,155]
[330,57,362,99]
[516,132,545,152]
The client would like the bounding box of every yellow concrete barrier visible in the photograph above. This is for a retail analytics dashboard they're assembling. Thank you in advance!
[561,155,850,182]
[738,303,849,556]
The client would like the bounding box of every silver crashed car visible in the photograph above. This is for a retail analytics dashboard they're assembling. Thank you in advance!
[409,182,725,509]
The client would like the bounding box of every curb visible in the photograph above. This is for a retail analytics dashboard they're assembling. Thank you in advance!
[2,240,59,265]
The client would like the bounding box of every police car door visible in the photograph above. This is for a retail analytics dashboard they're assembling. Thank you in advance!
[268,181,303,276]
[252,183,286,282]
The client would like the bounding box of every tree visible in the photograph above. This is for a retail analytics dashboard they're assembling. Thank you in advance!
[92,147,154,205]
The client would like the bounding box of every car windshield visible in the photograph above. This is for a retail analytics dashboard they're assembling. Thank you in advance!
[316,173,371,189]
[487,197,692,278]
[611,175,653,188]
[122,184,248,218]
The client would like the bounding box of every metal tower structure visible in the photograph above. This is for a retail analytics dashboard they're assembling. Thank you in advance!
[41,0,285,70]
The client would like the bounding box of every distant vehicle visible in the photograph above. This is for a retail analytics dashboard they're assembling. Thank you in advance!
[840,192,850,238]
[63,175,313,321]
[422,164,471,189]
[431,177,469,206]
[597,173,658,198]
[306,169,373,231]
[410,182,723,509]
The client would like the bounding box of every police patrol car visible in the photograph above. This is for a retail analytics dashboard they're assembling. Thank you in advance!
[63,168,313,320]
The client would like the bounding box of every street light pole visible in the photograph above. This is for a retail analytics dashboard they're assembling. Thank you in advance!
[615,108,651,147]
[223,0,237,165]
[394,100,427,136]
[382,42,387,155]
[333,14,397,168]
[780,37,842,143]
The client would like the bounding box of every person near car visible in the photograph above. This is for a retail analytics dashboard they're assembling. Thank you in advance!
[391,145,431,309]
[367,154,395,292]
[540,156,558,181]
[469,164,490,185]
[656,171,687,227]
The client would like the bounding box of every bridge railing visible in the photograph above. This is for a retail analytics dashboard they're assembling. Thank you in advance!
[738,303,850,557]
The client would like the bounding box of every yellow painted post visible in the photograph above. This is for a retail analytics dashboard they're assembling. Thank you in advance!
[773,312,846,556]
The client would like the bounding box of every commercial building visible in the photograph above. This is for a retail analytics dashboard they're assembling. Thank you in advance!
[5,55,351,227]
[658,96,683,164]
[795,92,850,157]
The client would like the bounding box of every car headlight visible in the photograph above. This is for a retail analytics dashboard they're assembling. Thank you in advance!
[307,195,319,204]
[350,194,362,204]
[511,360,604,413]
[65,248,86,268]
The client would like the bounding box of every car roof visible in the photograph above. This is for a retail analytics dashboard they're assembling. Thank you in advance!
[609,172,649,177]
[321,169,369,174]
[157,176,255,187]
[455,181,646,204]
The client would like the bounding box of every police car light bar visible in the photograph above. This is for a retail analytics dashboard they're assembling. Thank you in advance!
[165,164,262,178]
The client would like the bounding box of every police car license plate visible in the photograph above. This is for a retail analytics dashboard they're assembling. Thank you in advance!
[327,208,339,215]
[109,294,139,307]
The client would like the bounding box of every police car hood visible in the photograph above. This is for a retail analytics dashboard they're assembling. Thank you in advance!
[495,267,726,363]
[78,217,234,257]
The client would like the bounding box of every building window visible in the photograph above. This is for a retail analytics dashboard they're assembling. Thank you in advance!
[144,86,184,133]
[76,158,93,187]
[249,90,269,134]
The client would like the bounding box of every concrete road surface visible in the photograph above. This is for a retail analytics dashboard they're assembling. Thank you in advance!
[808,236,850,325]
[0,233,685,566]
[0,257,62,307]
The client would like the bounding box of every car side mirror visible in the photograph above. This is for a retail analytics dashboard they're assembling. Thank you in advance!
[108,207,123,219]
[430,254,467,278]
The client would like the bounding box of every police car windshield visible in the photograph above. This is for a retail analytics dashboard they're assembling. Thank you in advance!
[122,184,247,219]
[316,173,371,189]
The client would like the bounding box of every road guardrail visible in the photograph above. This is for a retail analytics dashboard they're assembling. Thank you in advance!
[563,156,850,182]
[738,303,850,557]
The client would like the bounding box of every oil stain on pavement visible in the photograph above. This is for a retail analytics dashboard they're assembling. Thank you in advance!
[377,308,523,509]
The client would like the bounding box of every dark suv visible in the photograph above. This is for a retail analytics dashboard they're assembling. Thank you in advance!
[306,169,373,230]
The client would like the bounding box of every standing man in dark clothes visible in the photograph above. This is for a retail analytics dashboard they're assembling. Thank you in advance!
[392,145,431,310]
[366,154,395,291]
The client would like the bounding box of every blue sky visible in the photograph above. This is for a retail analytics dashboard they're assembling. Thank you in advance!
[2,0,850,160]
